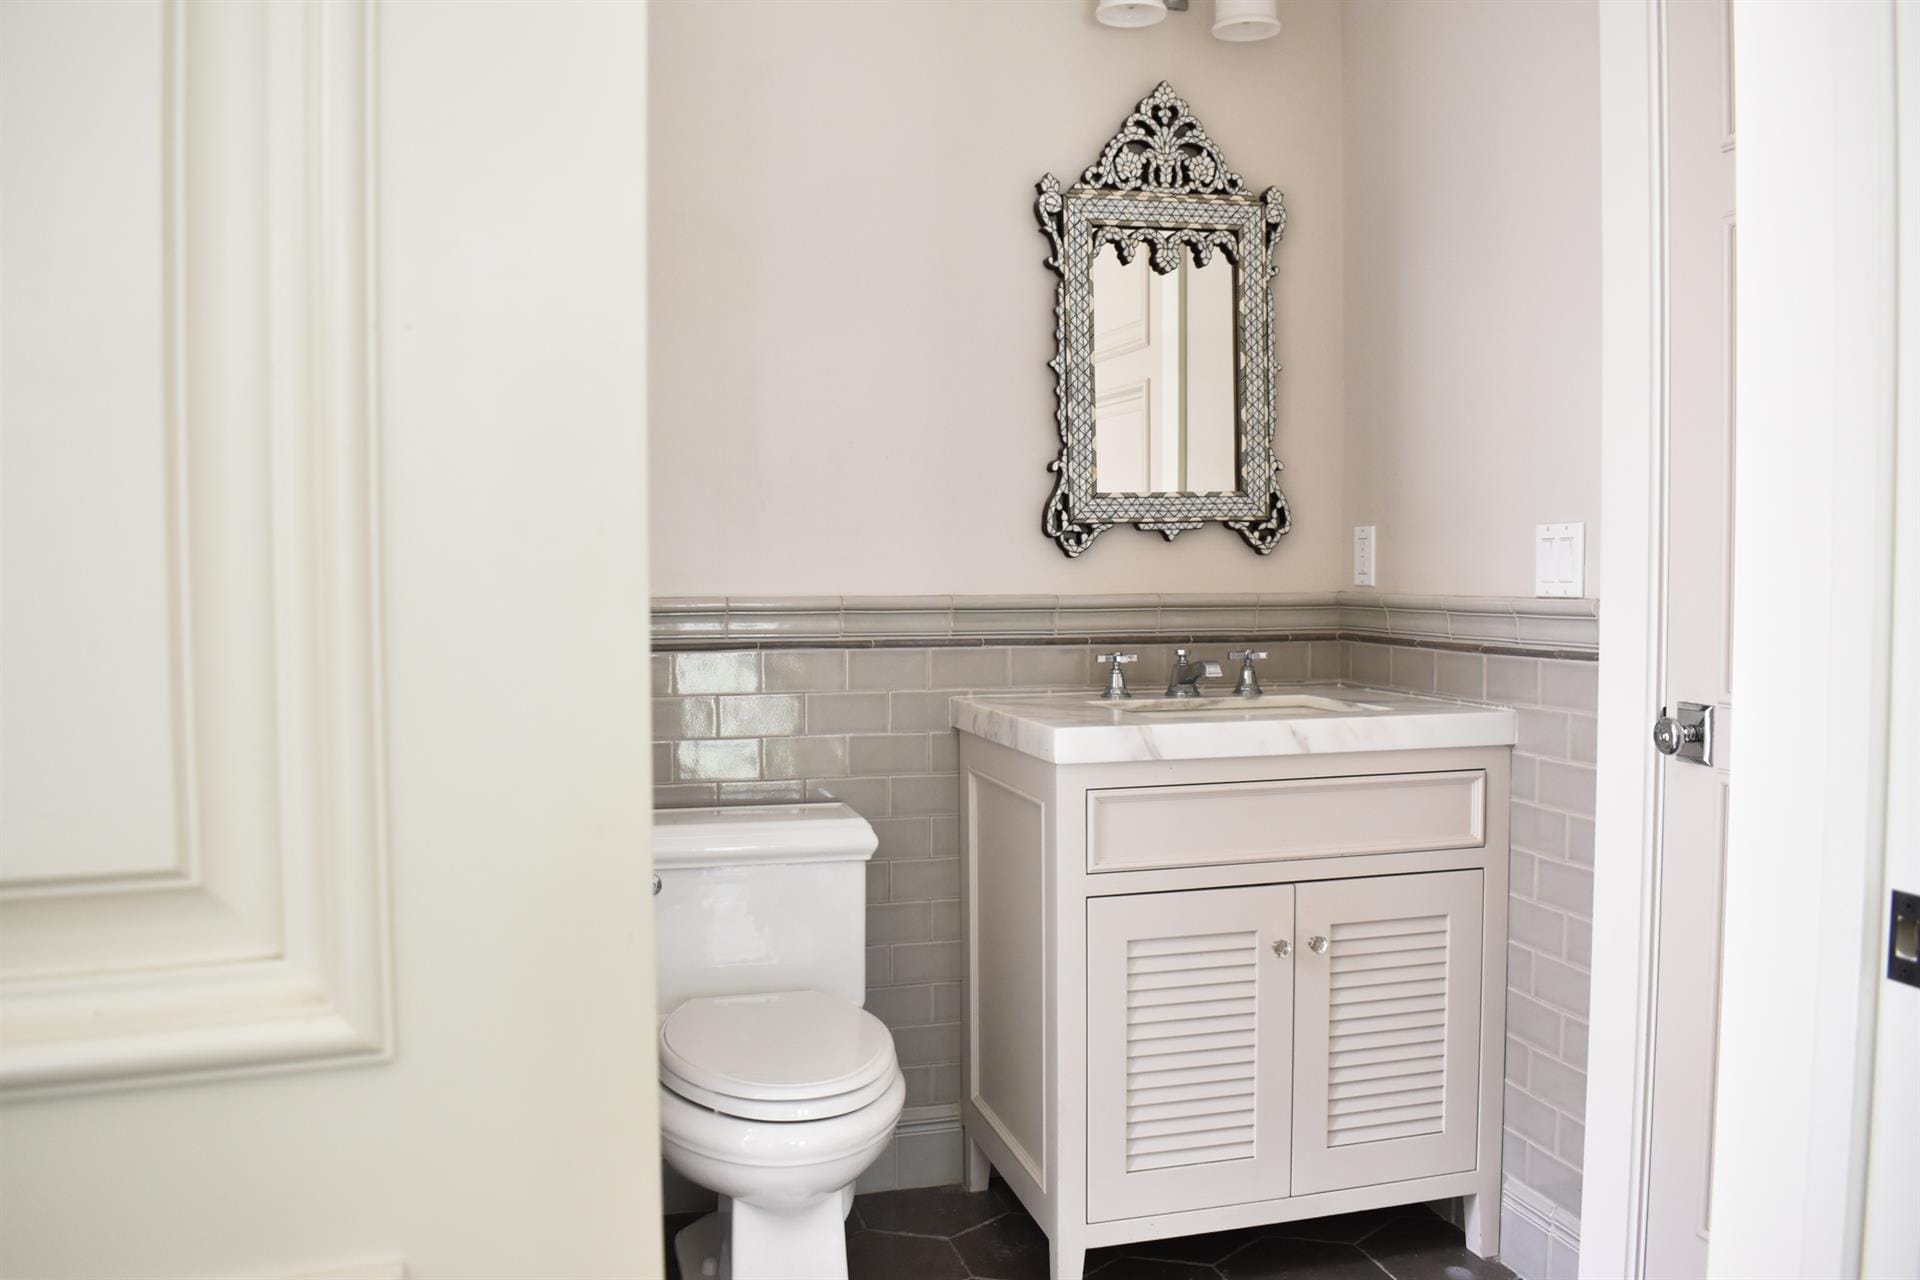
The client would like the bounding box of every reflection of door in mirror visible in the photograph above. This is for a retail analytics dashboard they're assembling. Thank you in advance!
[1090,245,1237,495]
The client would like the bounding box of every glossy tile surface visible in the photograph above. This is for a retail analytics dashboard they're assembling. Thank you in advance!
[661,1178,1519,1280]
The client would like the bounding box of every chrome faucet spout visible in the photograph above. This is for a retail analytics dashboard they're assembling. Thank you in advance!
[1165,648,1224,698]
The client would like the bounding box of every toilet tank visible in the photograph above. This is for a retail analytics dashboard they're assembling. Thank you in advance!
[652,803,878,1013]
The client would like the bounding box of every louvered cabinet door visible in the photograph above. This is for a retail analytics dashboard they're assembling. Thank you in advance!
[1085,885,1295,1222]
[1291,870,1484,1195]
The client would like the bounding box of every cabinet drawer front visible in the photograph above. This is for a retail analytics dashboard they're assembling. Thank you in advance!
[1087,771,1486,873]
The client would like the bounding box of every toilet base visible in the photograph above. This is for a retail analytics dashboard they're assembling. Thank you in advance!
[672,1190,858,1280]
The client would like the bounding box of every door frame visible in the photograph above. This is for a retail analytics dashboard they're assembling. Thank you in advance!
[1584,2,1903,1276]
[1582,1,1673,1270]
[1860,9,1920,1270]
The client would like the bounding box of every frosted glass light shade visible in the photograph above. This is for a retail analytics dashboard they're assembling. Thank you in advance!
[1212,0,1280,41]
[1096,0,1169,28]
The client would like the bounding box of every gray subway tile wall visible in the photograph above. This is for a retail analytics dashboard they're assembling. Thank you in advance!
[653,642,1321,1111]
[652,634,1598,1268]
[1344,641,1597,1278]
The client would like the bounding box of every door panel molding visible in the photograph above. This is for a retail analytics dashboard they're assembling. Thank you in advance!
[0,0,390,1097]
[0,0,195,896]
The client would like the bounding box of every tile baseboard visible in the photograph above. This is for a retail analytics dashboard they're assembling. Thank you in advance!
[855,1103,965,1195]
[1500,1176,1583,1280]
[654,592,1598,659]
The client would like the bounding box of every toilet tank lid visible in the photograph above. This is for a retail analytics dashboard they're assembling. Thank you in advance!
[652,803,878,869]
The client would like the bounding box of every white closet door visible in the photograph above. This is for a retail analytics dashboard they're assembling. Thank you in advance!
[0,3,658,1274]
[1292,871,1484,1196]
[1086,885,1294,1222]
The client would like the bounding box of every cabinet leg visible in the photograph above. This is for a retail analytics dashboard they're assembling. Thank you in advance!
[1049,1235,1086,1280]
[964,1133,992,1193]
[1464,1187,1502,1259]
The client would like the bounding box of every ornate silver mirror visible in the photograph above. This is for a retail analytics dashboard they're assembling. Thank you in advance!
[1037,82,1289,557]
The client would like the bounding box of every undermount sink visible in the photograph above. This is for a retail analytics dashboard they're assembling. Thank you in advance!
[1096,693,1392,716]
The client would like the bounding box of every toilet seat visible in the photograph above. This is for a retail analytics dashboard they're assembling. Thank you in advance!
[659,1059,898,1123]
[659,989,897,1122]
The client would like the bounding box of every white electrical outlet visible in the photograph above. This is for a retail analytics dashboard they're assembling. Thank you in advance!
[1535,522,1585,597]
[1353,526,1376,587]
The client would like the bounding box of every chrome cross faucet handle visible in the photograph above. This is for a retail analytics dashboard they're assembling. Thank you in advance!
[1095,652,1137,700]
[1228,650,1268,697]
[1166,648,1223,698]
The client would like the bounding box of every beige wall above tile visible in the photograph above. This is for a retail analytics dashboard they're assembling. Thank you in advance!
[649,0,1347,595]
[1342,0,1602,596]
[650,1,1605,602]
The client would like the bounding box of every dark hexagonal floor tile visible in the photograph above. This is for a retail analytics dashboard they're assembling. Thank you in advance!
[952,1206,1052,1280]
[1113,1226,1267,1266]
[854,1181,1015,1237]
[663,1192,1505,1280]
[1357,1215,1517,1280]
[1086,1255,1224,1280]
[1217,1235,1389,1280]
[846,1227,971,1280]
[1265,1207,1406,1245]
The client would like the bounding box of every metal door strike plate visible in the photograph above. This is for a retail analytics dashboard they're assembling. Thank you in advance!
[1890,890,1920,990]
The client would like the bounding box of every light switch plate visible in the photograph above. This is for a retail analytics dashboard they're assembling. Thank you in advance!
[1535,522,1585,597]
[1353,526,1376,587]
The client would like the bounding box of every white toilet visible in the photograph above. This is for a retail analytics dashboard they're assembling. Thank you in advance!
[653,803,905,1280]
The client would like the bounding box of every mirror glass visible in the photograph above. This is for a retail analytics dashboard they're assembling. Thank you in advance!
[1089,244,1238,496]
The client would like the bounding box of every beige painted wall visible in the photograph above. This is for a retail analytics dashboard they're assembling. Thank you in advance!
[650,0,1602,603]
[649,0,1345,596]
[1340,0,1602,597]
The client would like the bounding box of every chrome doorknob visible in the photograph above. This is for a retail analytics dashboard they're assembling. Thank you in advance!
[1272,938,1292,958]
[1651,701,1715,766]
[1307,935,1329,955]
[1652,715,1700,756]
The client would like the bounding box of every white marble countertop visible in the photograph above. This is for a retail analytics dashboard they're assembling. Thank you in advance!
[951,683,1517,765]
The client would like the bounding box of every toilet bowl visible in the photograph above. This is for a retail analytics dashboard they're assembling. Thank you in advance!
[658,989,905,1280]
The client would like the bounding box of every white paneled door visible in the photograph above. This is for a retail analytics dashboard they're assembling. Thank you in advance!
[1643,3,1737,1274]
[0,2,658,1276]
[1862,7,1920,1269]
[1,0,391,1094]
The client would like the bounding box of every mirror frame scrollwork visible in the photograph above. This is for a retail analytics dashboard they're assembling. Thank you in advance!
[1037,82,1290,557]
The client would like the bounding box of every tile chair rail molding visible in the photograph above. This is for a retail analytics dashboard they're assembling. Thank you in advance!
[652,592,1599,658]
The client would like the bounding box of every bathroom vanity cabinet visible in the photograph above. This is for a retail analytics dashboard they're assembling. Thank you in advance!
[951,689,1514,1279]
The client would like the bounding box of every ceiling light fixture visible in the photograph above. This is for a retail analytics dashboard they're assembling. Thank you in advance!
[1211,0,1281,42]
[1095,0,1280,43]
[1094,0,1169,29]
